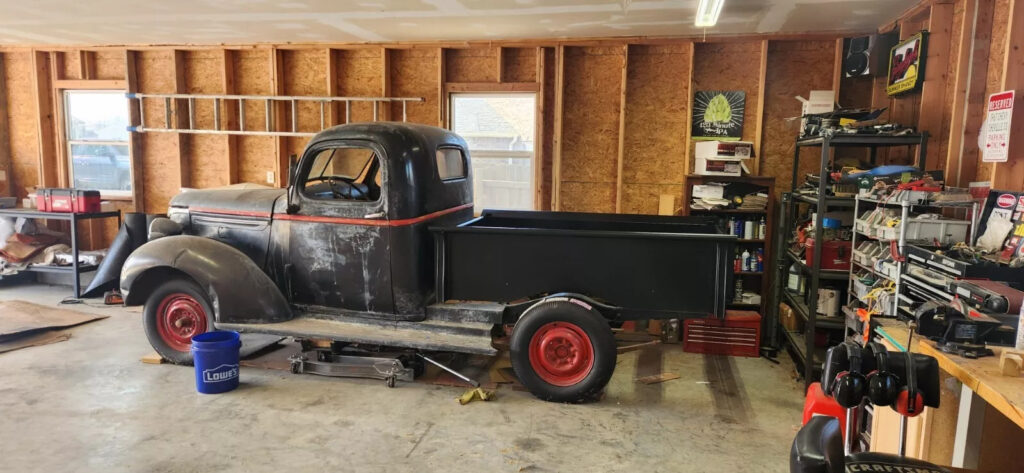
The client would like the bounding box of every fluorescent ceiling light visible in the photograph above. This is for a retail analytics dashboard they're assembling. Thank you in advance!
[695,0,725,27]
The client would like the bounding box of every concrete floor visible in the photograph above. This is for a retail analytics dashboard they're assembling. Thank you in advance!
[0,283,805,472]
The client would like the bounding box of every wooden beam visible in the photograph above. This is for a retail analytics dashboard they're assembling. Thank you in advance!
[552,45,565,211]
[956,0,994,186]
[534,46,545,210]
[79,50,95,80]
[222,49,238,185]
[270,47,287,187]
[946,0,981,185]
[31,50,58,189]
[125,50,145,211]
[172,50,189,188]
[614,44,628,213]
[753,39,768,176]
[52,79,126,90]
[917,2,954,170]
[438,47,446,127]
[682,41,696,175]
[325,48,339,127]
[49,52,68,188]
[445,82,540,93]
[496,46,505,83]
[0,54,11,197]
[380,47,392,121]
[832,38,843,99]
[992,0,1024,189]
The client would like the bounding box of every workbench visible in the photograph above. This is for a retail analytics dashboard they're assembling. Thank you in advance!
[873,319,1024,472]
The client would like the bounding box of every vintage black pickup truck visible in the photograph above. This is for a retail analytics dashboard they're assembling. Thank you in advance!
[121,122,736,402]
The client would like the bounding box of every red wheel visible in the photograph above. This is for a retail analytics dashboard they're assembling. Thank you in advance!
[528,322,595,387]
[155,293,209,352]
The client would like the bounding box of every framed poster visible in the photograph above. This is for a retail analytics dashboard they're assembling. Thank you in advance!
[886,31,928,96]
[692,90,745,141]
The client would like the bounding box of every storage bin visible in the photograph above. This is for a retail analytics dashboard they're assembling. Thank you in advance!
[35,188,101,213]
[875,217,969,244]
[804,239,852,270]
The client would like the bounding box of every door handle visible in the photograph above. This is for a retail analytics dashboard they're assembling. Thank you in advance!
[364,211,385,219]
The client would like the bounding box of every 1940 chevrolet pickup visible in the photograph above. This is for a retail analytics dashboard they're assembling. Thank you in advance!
[121,122,736,402]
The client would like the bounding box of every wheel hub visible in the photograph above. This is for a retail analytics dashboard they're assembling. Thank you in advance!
[156,293,208,352]
[528,322,595,387]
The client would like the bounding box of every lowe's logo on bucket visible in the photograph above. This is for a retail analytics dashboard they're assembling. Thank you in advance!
[202,364,239,383]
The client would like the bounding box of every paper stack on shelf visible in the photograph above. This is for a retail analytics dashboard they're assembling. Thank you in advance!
[738,193,768,210]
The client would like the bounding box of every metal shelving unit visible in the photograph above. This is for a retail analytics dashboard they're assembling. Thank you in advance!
[775,132,929,385]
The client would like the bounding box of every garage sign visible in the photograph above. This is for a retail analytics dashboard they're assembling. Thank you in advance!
[983,91,1014,163]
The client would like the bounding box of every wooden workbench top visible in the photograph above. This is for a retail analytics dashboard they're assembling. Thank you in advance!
[916,340,1024,431]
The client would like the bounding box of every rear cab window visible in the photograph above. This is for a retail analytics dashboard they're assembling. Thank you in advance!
[436,148,466,181]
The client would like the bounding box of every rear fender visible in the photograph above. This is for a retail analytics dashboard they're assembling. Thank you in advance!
[120,235,292,324]
[503,293,620,325]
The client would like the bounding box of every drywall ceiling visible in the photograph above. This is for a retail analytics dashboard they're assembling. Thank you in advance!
[0,0,916,45]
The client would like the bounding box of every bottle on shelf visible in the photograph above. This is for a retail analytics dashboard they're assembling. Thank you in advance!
[757,216,767,240]
[756,248,764,272]
[744,218,755,239]
[734,219,744,237]
[741,249,751,272]
[734,249,742,272]
[787,264,800,293]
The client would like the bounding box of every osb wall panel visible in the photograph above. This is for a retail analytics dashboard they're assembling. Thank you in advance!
[136,50,180,211]
[502,47,537,83]
[762,41,836,192]
[621,44,690,214]
[61,51,81,80]
[3,52,39,199]
[559,46,623,213]
[691,41,762,171]
[560,182,615,213]
[540,47,555,210]
[389,48,439,126]
[282,48,326,159]
[977,0,1012,183]
[184,50,228,189]
[446,47,498,83]
[839,76,873,109]
[336,49,383,123]
[234,49,275,184]
[94,50,125,80]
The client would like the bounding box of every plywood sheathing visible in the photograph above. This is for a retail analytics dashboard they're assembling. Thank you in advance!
[620,44,691,215]
[336,48,385,124]
[502,47,538,83]
[389,48,439,126]
[558,46,624,213]
[762,41,836,192]
[232,49,275,185]
[951,0,994,186]
[60,51,80,80]
[94,50,125,80]
[0,54,11,197]
[690,42,763,173]
[183,50,228,189]
[4,51,39,199]
[136,50,180,211]
[976,0,1012,182]
[281,48,327,161]
[446,47,499,83]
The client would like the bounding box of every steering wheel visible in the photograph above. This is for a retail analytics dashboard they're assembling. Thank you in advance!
[306,175,366,200]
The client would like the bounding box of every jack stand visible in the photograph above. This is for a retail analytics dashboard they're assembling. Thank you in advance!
[417,353,479,387]
[289,351,415,388]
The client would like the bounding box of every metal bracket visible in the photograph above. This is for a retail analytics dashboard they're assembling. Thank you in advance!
[289,352,414,388]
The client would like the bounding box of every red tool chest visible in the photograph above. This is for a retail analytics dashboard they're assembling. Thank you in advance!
[35,188,101,213]
[683,310,761,357]
[804,239,852,270]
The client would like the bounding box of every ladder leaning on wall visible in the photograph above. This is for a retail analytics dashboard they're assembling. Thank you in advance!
[125,93,424,137]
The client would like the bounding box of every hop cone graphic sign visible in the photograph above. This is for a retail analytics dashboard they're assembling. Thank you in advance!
[692,90,745,141]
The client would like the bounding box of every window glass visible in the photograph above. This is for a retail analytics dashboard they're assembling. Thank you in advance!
[65,91,132,193]
[450,93,536,213]
[302,147,381,202]
[436,148,466,180]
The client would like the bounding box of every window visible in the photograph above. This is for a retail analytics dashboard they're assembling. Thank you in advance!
[450,93,536,213]
[302,146,381,202]
[436,148,466,180]
[64,90,132,195]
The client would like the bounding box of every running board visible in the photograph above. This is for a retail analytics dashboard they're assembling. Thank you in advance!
[216,316,498,356]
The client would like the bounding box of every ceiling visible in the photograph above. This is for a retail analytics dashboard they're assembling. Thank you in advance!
[0,0,916,46]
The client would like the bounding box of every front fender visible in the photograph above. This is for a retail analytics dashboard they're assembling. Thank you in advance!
[120,235,292,324]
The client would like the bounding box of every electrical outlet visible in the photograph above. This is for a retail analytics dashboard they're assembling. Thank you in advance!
[266,171,275,184]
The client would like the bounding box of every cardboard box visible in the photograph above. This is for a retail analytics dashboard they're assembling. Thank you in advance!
[695,141,755,160]
[692,185,725,199]
[695,158,743,176]
[796,90,836,116]
[779,302,804,332]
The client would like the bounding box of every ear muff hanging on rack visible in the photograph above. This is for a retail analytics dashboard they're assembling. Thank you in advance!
[831,341,867,408]
[894,351,925,417]
[865,342,899,406]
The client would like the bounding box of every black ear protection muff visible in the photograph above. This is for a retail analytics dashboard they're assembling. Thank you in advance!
[831,341,867,408]
[894,351,925,417]
[865,342,899,406]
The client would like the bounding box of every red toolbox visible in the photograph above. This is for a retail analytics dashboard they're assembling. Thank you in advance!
[35,188,101,213]
[804,239,852,270]
[683,310,761,357]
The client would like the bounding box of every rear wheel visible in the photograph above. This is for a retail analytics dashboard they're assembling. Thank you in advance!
[142,277,214,364]
[510,300,616,402]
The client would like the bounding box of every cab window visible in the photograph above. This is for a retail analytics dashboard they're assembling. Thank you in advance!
[436,147,466,180]
[302,146,382,202]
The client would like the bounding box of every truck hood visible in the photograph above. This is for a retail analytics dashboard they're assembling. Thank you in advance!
[170,187,286,217]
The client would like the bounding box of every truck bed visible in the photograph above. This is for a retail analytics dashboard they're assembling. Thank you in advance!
[432,210,735,320]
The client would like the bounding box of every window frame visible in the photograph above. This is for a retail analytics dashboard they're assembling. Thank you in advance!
[435,146,468,182]
[296,140,386,205]
[447,90,538,212]
[61,89,133,199]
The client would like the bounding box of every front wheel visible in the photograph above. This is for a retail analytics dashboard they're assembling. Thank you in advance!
[142,277,214,364]
[509,300,616,402]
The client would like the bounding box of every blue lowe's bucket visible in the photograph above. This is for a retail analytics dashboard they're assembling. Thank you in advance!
[191,331,241,394]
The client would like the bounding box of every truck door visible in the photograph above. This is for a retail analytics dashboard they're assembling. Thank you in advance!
[281,140,393,314]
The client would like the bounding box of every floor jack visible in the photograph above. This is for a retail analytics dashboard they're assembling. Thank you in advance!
[288,343,479,389]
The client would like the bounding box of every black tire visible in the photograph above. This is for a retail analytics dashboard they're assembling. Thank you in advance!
[142,277,214,365]
[509,300,616,403]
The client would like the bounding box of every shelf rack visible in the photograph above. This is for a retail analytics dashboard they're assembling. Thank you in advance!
[776,132,929,386]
